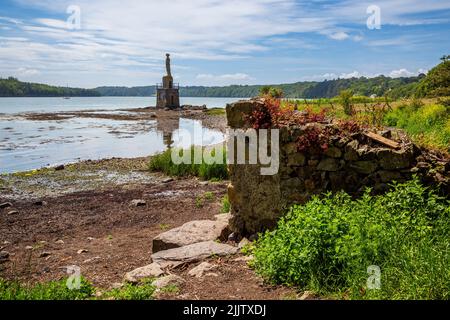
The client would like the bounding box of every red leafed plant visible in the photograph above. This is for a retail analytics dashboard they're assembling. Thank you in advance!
[296,126,329,153]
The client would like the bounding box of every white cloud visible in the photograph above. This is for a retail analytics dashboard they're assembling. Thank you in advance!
[389,68,415,78]
[329,32,349,40]
[339,71,361,79]
[196,73,253,85]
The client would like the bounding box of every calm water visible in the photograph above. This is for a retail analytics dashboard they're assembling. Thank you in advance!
[0,97,236,173]
[0,97,241,114]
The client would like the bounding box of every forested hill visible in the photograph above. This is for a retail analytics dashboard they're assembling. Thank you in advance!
[96,75,424,99]
[0,77,100,97]
[1,75,424,98]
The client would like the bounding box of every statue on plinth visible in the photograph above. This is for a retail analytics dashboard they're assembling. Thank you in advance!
[166,53,172,77]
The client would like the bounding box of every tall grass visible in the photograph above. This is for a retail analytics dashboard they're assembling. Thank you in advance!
[149,146,228,181]
[252,178,449,300]
[384,103,450,151]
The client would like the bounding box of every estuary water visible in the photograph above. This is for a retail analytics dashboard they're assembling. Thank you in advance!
[0,97,239,173]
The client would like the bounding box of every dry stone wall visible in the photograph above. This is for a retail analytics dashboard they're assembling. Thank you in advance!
[226,100,449,237]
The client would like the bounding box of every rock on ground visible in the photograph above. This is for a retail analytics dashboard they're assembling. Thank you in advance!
[152,216,231,253]
[151,241,238,269]
[187,262,217,278]
[130,199,146,207]
[124,263,165,283]
[152,274,185,290]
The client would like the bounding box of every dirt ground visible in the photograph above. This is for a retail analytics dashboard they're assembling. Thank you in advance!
[0,175,296,299]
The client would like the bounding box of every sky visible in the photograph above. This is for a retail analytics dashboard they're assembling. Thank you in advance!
[0,0,449,88]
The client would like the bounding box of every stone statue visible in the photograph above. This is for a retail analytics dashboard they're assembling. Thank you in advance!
[165,53,172,76]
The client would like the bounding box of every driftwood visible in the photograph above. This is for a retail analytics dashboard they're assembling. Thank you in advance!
[364,132,401,149]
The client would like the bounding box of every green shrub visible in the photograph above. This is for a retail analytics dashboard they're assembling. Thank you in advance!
[252,178,449,300]
[0,277,94,300]
[149,146,228,181]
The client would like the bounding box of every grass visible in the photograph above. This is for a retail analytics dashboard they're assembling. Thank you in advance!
[205,107,226,116]
[0,277,157,301]
[252,178,449,300]
[103,281,156,300]
[0,277,94,300]
[221,194,230,213]
[384,102,449,151]
[149,146,228,181]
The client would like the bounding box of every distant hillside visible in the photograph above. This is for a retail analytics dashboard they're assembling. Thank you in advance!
[0,77,101,97]
[95,75,424,99]
[0,74,426,99]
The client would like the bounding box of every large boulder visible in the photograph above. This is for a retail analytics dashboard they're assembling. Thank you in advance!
[152,215,231,253]
[151,241,238,269]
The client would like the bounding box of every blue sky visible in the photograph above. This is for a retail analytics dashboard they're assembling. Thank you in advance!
[0,0,449,88]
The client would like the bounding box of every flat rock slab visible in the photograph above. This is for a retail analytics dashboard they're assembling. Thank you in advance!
[124,263,165,283]
[152,216,230,253]
[151,241,238,269]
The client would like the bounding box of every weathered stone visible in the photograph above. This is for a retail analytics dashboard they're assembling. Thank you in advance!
[324,147,342,158]
[344,140,359,161]
[77,249,88,254]
[55,240,64,245]
[287,153,306,166]
[7,211,19,216]
[124,263,165,283]
[152,274,185,290]
[233,255,254,262]
[161,178,174,183]
[284,142,298,154]
[304,179,315,191]
[378,149,412,170]
[187,262,217,278]
[54,165,65,171]
[151,241,238,268]
[308,160,319,167]
[317,158,341,171]
[299,291,317,300]
[0,251,10,262]
[378,170,402,183]
[350,161,378,174]
[226,100,263,128]
[39,251,51,258]
[34,200,47,206]
[238,238,250,250]
[152,218,231,253]
[130,199,146,207]
[0,202,13,209]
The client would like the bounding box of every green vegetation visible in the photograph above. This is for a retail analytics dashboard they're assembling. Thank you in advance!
[148,146,228,181]
[104,281,156,300]
[0,77,100,97]
[0,277,94,300]
[338,89,354,115]
[221,194,230,213]
[0,277,158,300]
[416,60,450,97]
[205,108,226,116]
[252,179,449,300]
[384,101,450,151]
